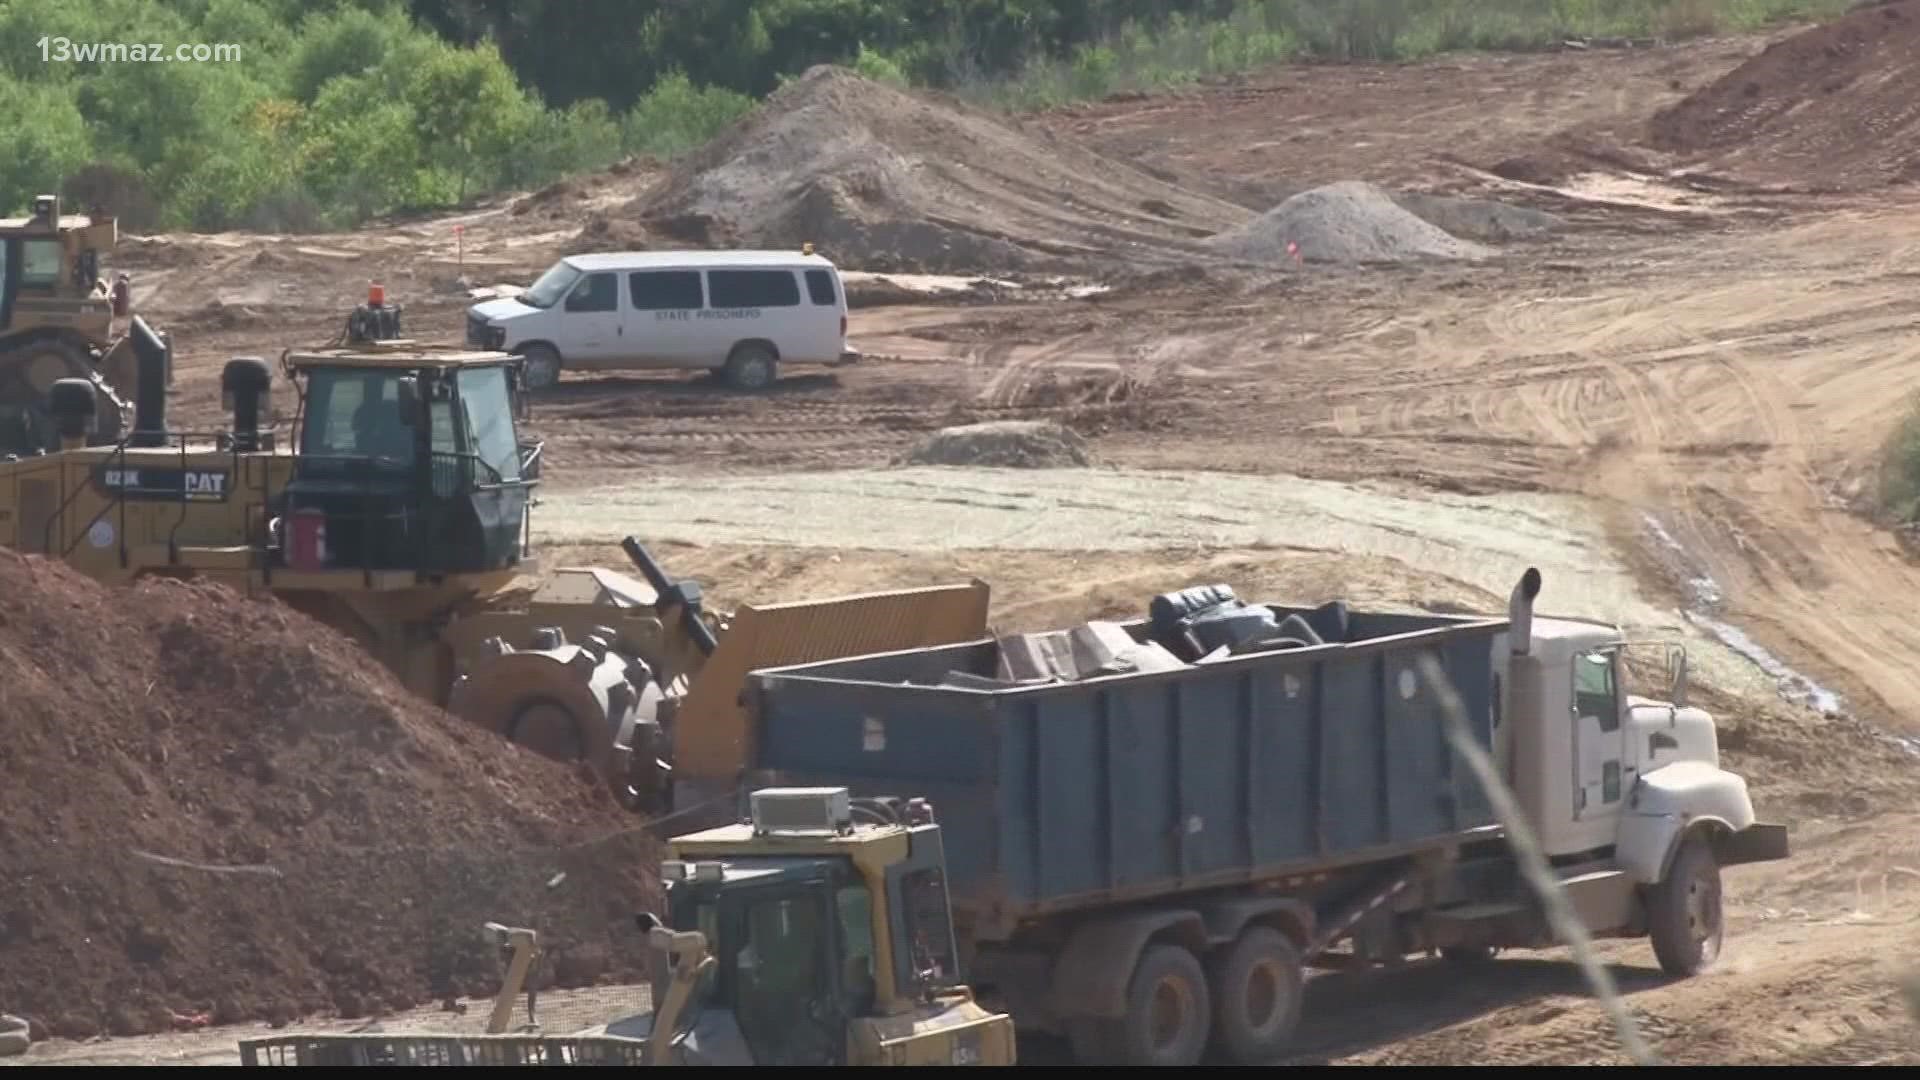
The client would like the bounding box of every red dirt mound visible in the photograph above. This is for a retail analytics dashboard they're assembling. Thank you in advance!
[628,65,1249,273]
[0,554,659,1039]
[1646,0,1920,189]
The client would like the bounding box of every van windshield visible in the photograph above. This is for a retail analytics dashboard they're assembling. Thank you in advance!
[521,260,582,309]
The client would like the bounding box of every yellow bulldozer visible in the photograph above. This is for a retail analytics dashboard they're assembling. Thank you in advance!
[0,194,160,454]
[0,301,987,813]
[234,786,1018,1066]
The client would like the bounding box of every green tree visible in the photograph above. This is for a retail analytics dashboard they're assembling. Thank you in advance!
[404,39,538,201]
[0,78,92,212]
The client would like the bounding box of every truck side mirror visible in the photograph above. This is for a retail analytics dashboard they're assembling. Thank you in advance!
[1671,648,1689,709]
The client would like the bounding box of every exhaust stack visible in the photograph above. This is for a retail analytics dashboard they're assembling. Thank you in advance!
[1509,567,1541,656]
[48,378,97,452]
[126,316,169,448]
[221,357,272,452]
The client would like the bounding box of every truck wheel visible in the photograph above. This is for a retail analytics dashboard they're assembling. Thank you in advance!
[516,345,561,391]
[1647,831,1723,977]
[722,343,777,391]
[1080,943,1210,1066]
[1206,926,1303,1064]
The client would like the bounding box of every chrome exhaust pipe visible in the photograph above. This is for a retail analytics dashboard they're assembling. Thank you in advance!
[1509,567,1541,656]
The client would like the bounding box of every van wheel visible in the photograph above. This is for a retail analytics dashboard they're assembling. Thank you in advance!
[722,343,777,391]
[516,345,561,391]
[1647,831,1724,976]
[1206,926,1303,1064]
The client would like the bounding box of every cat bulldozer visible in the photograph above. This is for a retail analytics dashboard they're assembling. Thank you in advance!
[235,786,1017,1066]
[0,306,988,811]
[0,194,158,454]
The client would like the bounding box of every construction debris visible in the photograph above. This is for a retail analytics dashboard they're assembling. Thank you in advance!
[949,584,1355,690]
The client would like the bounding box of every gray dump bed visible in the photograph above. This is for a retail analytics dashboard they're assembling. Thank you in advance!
[743,604,1509,939]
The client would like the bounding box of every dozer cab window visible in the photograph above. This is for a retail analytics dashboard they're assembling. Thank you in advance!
[730,886,839,1065]
[837,883,877,1017]
[897,867,960,993]
[666,863,867,1066]
[19,240,61,289]
[456,365,521,483]
[301,369,455,468]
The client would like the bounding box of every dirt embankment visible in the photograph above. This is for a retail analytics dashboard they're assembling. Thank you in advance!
[1647,0,1920,189]
[626,65,1249,273]
[0,555,654,1039]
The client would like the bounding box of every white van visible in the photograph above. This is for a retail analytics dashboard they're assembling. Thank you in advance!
[466,249,858,391]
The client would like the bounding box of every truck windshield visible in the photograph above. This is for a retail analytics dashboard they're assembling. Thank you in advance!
[520,260,582,309]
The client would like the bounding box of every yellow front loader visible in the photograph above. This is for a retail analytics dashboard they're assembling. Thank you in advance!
[0,302,987,813]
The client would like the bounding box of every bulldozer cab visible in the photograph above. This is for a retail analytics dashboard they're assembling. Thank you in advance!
[0,195,114,331]
[281,346,542,576]
[0,195,126,455]
[651,788,1014,1066]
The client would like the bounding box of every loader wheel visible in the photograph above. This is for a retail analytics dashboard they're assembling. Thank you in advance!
[1647,831,1723,977]
[506,699,585,762]
[1071,943,1211,1066]
[1206,926,1303,1064]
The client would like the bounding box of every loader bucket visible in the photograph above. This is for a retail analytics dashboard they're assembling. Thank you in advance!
[671,580,990,785]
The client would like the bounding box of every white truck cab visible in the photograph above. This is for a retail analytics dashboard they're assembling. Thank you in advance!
[1498,568,1787,975]
[467,249,858,391]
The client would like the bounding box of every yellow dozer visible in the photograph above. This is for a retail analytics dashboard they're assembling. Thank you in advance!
[0,194,157,454]
[236,786,1018,1066]
[0,309,988,812]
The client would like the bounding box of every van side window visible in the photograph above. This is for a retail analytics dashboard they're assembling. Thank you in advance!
[564,272,617,313]
[708,269,800,309]
[630,270,703,310]
[804,269,836,306]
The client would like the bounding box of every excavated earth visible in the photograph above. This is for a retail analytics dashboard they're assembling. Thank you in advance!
[629,64,1250,273]
[0,554,655,1040]
[1647,0,1920,190]
[21,6,1920,1065]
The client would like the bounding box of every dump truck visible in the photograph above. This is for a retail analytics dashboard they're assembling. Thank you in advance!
[727,568,1791,1065]
[0,306,986,810]
[0,194,162,453]
[235,786,1018,1066]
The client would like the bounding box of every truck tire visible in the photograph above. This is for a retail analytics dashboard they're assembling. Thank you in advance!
[722,343,777,391]
[1206,925,1303,1064]
[1647,831,1723,977]
[1070,942,1212,1066]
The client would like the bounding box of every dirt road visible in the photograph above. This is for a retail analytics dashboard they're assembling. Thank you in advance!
[26,17,1919,1067]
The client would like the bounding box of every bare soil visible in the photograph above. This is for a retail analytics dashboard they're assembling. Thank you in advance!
[630,65,1249,273]
[1647,0,1920,190]
[1207,180,1493,265]
[0,555,654,1040]
[22,6,1920,1064]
